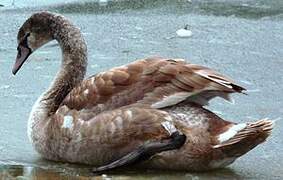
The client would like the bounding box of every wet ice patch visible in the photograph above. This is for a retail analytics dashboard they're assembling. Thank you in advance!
[246,89,261,93]
[212,110,224,116]
[98,0,108,6]
[240,79,253,85]
[90,64,99,69]
[13,94,29,99]
[0,85,10,90]
[134,26,143,30]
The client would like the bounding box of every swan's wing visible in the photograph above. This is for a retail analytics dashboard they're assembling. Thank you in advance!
[53,106,185,167]
[62,57,245,111]
[136,60,245,108]
[55,106,172,144]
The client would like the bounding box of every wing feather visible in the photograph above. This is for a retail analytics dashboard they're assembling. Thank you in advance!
[62,57,245,111]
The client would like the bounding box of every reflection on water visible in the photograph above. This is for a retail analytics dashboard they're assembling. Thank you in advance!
[0,165,246,180]
[0,165,92,180]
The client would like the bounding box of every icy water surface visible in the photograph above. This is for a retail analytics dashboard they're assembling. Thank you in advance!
[0,0,283,179]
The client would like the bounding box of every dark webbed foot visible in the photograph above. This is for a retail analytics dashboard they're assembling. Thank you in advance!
[92,131,186,173]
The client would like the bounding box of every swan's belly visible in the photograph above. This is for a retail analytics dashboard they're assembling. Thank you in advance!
[34,135,136,166]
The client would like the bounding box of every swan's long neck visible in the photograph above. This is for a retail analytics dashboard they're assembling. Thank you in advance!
[40,16,87,115]
[27,13,87,143]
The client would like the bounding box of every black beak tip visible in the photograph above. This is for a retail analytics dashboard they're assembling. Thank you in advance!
[12,66,19,75]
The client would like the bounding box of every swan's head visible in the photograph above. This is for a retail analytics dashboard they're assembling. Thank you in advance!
[12,12,54,75]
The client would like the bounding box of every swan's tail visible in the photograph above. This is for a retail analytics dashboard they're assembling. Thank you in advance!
[211,119,273,168]
[209,119,274,169]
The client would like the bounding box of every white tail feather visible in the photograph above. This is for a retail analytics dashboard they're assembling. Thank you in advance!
[214,119,274,149]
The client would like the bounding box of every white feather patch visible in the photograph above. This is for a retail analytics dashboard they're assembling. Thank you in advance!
[83,89,89,96]
[161,121,177,135]
[218,123,247,143]
[164,116,173,121]
[109,122,116,134]
[151,92,192,109]
[126,110,132,119]
[62,115,74,129]
[114,116,123,129]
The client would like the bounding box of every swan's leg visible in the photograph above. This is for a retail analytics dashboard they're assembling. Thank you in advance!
[92,131,186,173]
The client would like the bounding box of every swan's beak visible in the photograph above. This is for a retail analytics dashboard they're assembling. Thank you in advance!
[12,45,32,75]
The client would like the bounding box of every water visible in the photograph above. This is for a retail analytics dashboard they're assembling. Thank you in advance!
[0,0,283,179]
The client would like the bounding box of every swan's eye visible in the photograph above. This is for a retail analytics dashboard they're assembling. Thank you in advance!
[17,32,32,57]
[21,32,31,48]
[17,46,21,57]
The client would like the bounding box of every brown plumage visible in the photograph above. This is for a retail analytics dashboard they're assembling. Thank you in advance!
[12,11,273,171]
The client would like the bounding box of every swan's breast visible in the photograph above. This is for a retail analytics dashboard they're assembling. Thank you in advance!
[27,94,47,143]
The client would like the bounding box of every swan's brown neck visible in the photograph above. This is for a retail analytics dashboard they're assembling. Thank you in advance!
[42,15,87,114]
